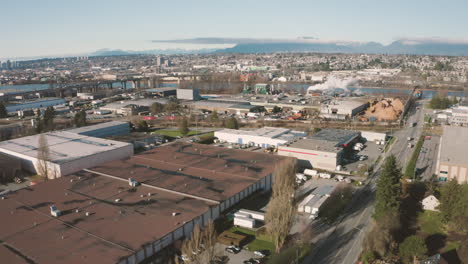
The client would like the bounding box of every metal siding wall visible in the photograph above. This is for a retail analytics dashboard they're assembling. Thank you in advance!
[212,206,220,219]
[162,234,173,247]
[203,211,211,226]
[174,227,184,240]
[184,221,194,238]
[145,244,154,257]
[137,249,145,262]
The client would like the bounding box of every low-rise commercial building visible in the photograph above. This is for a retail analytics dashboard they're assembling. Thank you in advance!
[0,131,133,178]
[436,126,468,183]
[278,129,360,171]
[215,127,306,148]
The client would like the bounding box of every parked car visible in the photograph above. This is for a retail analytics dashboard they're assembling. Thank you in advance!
[225,245,241,254]
[244,258,261,264]
[254,250,270,258]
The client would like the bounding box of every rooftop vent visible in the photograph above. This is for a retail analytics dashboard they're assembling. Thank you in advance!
[128,178,139,187]
[172,212,179,216]
[75,209,80,213]
[178,168,183,171]
[70,179,74,183]
[85,212,91,216]
[115,198,122,203]
[140,194,145,198]
[147,192,152,197]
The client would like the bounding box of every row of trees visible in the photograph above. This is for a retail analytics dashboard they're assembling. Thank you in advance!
[178,222,217,264]
[364,155,428,263]
[428,95,457,109]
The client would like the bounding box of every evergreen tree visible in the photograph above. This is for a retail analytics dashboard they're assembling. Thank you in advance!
[0,102,7,118]
[43,106,56,131]
[225,117,239,129]
[272,106,282,114]
[399,235,427,262]
[439,180,468,231]
[374,155,402,220]
[179,116,189,136]
[73,110,87,127]
[210,111,219,122]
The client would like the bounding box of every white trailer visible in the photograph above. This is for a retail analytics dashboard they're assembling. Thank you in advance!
[238,209,265,221]
[234,216,255,229]
[298,194,315,213]
[304,169,318,177]
[319,173,332,179]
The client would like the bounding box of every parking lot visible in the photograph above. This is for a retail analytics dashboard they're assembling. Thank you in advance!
[341,141,383,174]
[214,243,262,264]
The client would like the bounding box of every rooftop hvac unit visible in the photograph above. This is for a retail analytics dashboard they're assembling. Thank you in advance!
[50,205,61,217]
[128,178,139,187]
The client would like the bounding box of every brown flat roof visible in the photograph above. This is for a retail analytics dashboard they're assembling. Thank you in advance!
[0,172,214,264]
[0,142,283,263]
[88,142,285,202]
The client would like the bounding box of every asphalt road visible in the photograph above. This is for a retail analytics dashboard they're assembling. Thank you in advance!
[302,100,427,264]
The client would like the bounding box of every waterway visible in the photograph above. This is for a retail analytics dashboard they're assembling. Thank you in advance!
[0,82,463,99]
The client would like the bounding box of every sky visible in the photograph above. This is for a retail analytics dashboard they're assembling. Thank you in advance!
[1,0,468,59]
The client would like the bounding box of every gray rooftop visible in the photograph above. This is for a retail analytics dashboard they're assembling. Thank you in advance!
[66,121,128,135]
[287,129,360,152]
[0,131,131,164]
[439,126,468,165]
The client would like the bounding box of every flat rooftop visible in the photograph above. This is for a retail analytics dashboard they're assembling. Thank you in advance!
[0,131,131,164]
[66,121,128,135]
[87,142,285,202]
[286,129,360,152]
[440,126,468,165]
[0,172,214,264]
[217,127,291,138]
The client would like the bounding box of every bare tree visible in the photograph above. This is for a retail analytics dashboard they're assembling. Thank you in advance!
[179,221,218,264]
[36,134,55,180]
[266,158,297,253]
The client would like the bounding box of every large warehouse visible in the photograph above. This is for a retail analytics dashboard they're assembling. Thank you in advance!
[278,129,360,171]
[67,121,130,138]
[215,127,306,148]
[436,126,468,183]
[0,131,133,178]
[0,142,286,264]
[320,99,369,119]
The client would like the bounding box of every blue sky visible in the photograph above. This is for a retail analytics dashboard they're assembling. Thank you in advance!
[1,0,468,58]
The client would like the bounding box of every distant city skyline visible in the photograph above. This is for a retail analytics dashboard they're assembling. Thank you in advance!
[2,0,468,58]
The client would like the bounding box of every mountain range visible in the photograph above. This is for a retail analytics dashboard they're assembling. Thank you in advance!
[150,37,468,56]
[215,40,468,56]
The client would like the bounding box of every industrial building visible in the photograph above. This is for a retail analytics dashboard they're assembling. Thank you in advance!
[176,88,201,101]
[0,131,133,178]
[0,142,285,264]
[5,97,67,113]
[298,185,336,217]
[144,87,177,97]
[99,99,168,116]
[360,131,387,142]
[320,99,369,119]
[215,127,306,148]
[436,126,468,183]
[278,129,360,171]
[67,121,130,138]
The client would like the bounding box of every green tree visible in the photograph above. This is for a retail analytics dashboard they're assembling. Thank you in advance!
[0,102,7,118]
[272,106,282,114]
[165,100,180,112]
[179,116,189,136]
[439,180,468,232]
[43,106,56,131]
[361,251,376,264]
[374,155,402,220]
[150,102,164,114]
[399,235,427,262]
[210,111,219,122]
[225,117,239,129]
[73,110,87,127]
